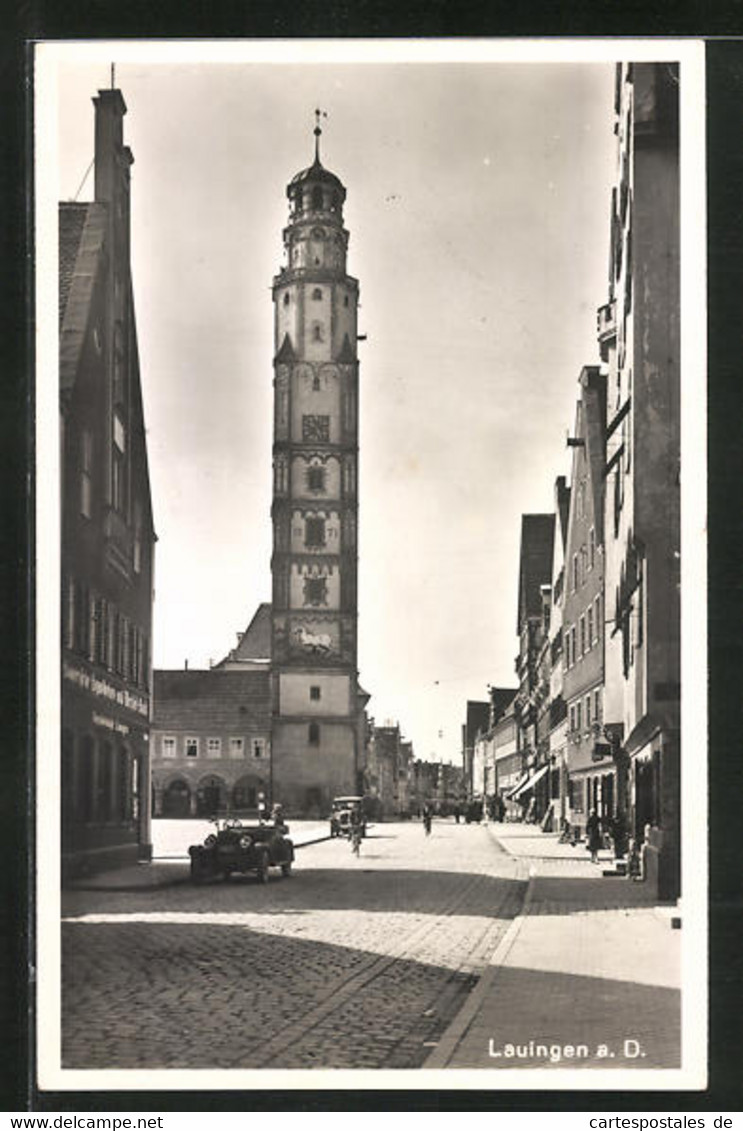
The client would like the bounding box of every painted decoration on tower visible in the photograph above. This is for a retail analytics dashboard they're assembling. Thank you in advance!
[289,618,341,658]
[290,561,340,610]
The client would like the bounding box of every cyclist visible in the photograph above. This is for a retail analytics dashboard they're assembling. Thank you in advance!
[350,807,362,855]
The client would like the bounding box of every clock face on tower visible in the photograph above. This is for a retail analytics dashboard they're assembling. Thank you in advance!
[302,414,330,442]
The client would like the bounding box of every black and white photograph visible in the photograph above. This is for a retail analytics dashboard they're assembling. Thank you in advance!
[35,38,706,1092]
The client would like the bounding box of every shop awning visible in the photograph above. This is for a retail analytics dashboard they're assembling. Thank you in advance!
[505,770,531,800]
[510,762,550,800]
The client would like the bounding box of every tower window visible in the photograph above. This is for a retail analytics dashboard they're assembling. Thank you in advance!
[313,324,324,342]
[310,686,321,701]
[303,576,328,606]
[308,723,320,746]
[307,466,325,492]
[344,295,349,307]
[312,288,323,301]
[305,517,326,548]
[312,188,323,211]
[283,292,290,306]
[312,374,321,391]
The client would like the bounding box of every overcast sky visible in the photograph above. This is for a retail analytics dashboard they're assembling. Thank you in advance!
[48,43,619,764]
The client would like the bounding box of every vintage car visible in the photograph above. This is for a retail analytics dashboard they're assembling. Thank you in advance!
[329,796,367,838]
[188,818,294,883]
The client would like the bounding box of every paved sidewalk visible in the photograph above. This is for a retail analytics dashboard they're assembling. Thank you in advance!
[67,820,332,891]
[426,824,681,1071]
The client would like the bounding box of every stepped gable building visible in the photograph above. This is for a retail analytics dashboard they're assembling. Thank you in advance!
[562,366,609,837]
[150,605,272,817]
[60,88,157,878]
[598,63,680,898]
[269,116,367,814]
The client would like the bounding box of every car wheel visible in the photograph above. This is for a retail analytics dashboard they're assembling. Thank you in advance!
[255,850,269,884]
[281,860,292,877]
[190,858,211,884]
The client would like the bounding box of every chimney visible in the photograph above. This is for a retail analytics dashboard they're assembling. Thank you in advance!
[184,659,189,671]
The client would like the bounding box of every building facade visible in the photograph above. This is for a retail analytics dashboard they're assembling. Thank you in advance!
[599,63,680,898]
[546,477,571,829]
[269,123,364,814]
[462,700,489,799]
[151,606,272,817]
[512,514,555,821]
[562,367,611,837]
[493,700,521,815]
[60,89,156,879]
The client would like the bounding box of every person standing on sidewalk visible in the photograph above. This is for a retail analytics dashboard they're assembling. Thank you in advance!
[586,808,602,863]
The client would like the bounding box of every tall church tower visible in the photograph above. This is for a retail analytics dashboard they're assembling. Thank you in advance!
[270,116,362,814]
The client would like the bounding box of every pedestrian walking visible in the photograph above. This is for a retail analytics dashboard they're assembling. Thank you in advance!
[586,808,602,863]
[422,803,432,836]
[610,809,628,860]
[350,806,362,856]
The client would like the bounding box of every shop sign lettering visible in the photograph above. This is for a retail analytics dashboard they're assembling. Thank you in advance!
[63,660,148,718]
[92,711,130,735]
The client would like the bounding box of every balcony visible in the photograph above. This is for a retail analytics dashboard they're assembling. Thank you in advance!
[597,300,617,361]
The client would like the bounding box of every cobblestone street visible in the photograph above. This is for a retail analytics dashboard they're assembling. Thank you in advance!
[62,820,527,1069]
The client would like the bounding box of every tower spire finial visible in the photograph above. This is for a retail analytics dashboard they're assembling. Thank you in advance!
[314,107,327,163]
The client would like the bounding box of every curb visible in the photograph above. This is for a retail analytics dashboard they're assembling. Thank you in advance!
[424,866,535,1069]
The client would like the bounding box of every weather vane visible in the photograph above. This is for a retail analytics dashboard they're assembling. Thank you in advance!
[314,107,328,162]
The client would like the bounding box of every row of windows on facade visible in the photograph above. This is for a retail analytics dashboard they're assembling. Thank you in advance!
[160,722,324,759]
[292,189,341,215]
[159,735,266,760]
[63,577,149,688]
[571,527,597,591]
[564,593,602,669]
[568,687,603,736]
[78,419,142,535]
[62,731,140,826]
[283,289,350,307]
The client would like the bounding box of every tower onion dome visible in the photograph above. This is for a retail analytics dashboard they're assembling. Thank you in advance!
[286,112,346,219]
